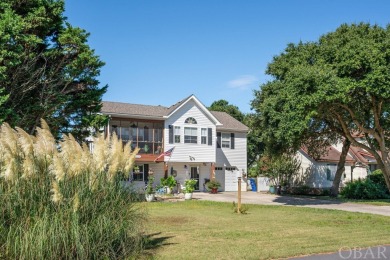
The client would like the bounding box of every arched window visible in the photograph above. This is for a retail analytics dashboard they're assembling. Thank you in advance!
[185,117,197,124]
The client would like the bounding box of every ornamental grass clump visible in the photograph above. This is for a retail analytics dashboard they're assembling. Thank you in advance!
[0,120,144,259]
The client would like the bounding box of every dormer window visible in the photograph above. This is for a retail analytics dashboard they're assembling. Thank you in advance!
[185,117,197,124]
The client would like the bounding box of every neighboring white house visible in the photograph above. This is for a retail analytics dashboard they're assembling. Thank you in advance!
[296,140,378,189]
[101,94,249,192]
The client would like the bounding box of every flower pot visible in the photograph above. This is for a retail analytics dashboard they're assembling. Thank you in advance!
[145,194,155,202]
[269,186,275,194]
[184,192,193,200]
[166,187,171,194]
[210,188,218,194]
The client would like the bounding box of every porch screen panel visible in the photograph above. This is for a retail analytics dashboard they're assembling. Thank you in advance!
[144,164,149,182]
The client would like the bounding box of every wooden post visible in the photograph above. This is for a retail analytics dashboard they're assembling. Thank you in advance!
[237,176,241,214]
[164,162,168,179]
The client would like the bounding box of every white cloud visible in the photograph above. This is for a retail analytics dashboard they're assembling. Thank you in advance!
[227,75,258,90]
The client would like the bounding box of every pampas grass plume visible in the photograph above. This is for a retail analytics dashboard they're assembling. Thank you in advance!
[51,181,63,203]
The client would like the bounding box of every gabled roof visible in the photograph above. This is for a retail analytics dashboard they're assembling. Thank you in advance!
[165,95,222,125]
[101,95,249,132]
[300,146,355,163]
[211,111,249,132]
[166,95,193,115]
[349,146,377,164]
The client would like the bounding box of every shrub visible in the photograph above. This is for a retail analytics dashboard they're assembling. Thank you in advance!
[287,186,331,196]
[289,185,311,195]
[258,154,301,186]
[0,120,145,259]
[340,178,389,200]
[367,170,388,193]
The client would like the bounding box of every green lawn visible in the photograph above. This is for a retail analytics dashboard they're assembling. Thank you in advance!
[143,200,390,259]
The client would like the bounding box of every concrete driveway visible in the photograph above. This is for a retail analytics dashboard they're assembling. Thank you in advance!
[192,191,390,217]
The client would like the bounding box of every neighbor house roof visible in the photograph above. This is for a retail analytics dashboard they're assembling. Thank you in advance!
[300,146,355,163]
[349,146,377,164]
[101,95,248,132]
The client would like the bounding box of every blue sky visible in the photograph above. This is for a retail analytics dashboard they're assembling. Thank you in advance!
[65,0,390,113]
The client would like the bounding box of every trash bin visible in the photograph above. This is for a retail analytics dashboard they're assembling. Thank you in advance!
[249,178,257,192]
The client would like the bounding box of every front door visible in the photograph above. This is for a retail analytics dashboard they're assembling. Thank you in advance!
[190,166,199,191]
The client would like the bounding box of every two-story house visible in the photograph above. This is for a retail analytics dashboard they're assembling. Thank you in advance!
[101,95,249,192]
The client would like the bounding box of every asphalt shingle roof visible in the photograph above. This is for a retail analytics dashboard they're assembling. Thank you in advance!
[210,111,249,132]
[101,97,249,132]
[102,101,168,117]
[301,146,355,163]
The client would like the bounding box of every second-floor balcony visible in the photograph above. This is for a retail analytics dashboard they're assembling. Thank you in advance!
[108,119,164,155]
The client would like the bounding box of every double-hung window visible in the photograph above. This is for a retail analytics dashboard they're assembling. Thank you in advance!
[326,164,337,181]
[174,126,181,143]
[221,133,231,148]
[201,128,207,144]
[184,127,197,144]
[133,165,144,181]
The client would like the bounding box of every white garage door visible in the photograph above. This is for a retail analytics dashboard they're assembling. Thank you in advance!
[225,170,238,191]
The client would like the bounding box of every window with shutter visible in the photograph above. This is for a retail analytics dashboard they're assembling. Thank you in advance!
[208,128,212,145]
[201,128,207,144]
[168,125,173,144]
[217,132,221,148]
[221,133,230,148]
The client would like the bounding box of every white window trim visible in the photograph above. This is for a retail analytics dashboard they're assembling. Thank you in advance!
[133,165,144,181]
[326,164,337,181]
[201,128,207,145]
[221,133,230,148]
[184,127,198,144]
[174,126,181,143]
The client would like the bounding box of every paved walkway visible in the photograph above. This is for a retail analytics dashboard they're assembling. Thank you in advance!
[192,192,390,217]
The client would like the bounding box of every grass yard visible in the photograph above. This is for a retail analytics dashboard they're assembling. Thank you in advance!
[143,200,390,259]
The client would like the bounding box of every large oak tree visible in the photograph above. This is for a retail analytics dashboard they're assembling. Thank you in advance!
[252,23,390,192]
[0,0,107,140]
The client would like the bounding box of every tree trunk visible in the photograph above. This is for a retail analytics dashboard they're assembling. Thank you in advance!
[367,145,390,192]
[376,157,390,192]
[330,139,351,197]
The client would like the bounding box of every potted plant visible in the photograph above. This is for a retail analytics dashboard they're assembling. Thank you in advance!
[145,177,155,202]
[183,179,198,200]
[207,179,221,194]
[160,176,177,194]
